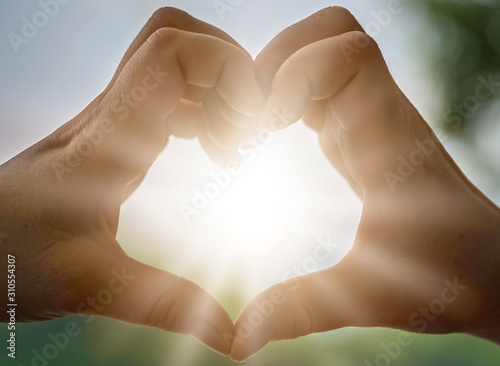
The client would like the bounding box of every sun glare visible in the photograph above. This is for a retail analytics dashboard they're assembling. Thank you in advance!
[217,161,284,256]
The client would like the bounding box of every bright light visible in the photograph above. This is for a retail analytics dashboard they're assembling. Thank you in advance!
[222,164,280,255]
[120,126,361,296]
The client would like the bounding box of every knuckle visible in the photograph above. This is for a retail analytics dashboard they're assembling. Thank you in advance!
[147,7,195,36]
[314,6,360,30]
[147,27,180,48]
[222,42,253,69]
[343,30,381,58]
[322,6,354,19]
[151,6,191,24]
[230,45,253,65]
[280,44,311,74]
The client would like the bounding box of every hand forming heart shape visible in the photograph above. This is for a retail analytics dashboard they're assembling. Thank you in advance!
[1,6,500,363]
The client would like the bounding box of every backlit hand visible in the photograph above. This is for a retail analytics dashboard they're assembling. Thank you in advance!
[231,7,500,361]
[0,7,264,355]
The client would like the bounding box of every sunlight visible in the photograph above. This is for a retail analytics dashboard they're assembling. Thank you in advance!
[121,126,361,292]
[198,151,297,291]
[222,166,279,255]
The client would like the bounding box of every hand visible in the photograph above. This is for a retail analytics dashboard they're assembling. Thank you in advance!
[0,7,264,355]
[230,7,500,361]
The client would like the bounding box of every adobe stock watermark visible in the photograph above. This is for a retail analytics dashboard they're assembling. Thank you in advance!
[22,267,135,366]
[213,0,243,21]
[178,105,294,224]
[51,64,169,182]
[363,277,468,366]
[408,278,468,333]
[226,235,342,346]
[342,0,413,63]
[7,0,71,54]
[442,73,500,131]
[384,138,436,192]
[429,73,500,151]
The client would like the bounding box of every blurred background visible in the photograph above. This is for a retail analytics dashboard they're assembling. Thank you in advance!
[1,0,500,365]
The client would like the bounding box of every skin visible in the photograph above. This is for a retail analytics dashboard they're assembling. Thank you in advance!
[230,7,500,361]
[1,5,500,362]
[0,7,265,355]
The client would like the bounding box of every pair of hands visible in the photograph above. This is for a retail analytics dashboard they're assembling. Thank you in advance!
[1,6,500,362]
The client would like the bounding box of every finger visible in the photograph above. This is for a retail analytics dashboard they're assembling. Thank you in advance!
[318,115,364,198]
[76,248,234,355]
[260,31,408,190]
[254,6,366,193]
[203,90,255,150]
[106,7,248,93]
[99,7,262,171]
[167,93,247,165]
[301,99,363,198]
[230,247,437,362]
[302,99,327,133]
[60,29,262,189]
[198,116,242,167]
[230,263,365,361]
[255,6,363,95]
[164,96,251,143]
[261,31,383,128]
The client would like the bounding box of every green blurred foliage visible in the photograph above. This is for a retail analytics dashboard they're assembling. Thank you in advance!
[3,318,500,366]
[417,0,500,135]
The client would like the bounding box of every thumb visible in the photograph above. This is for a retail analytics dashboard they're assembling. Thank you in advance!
[229,250,411,362]
[230,262,366,361]
[76,249,234,355]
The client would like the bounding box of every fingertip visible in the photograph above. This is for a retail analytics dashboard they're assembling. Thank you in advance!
[229,335,268,362]
[229,348,247,362]
[229,338,251,362]
[229,315,271,361]
[176,285,235,355]
[191,321,233,355]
